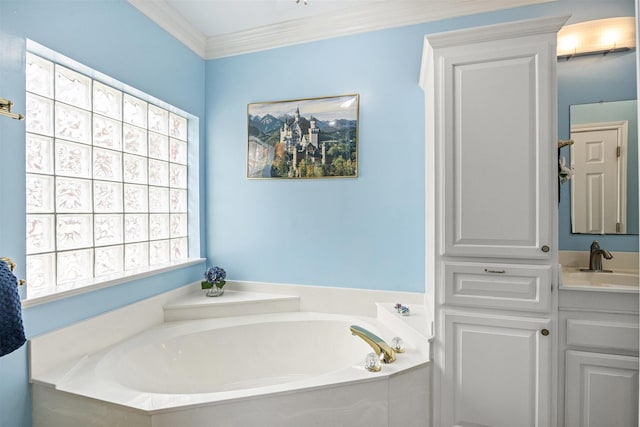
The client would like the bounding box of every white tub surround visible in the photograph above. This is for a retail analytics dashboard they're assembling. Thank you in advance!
[227,279,426,317]
[31,282,431,427]
[377,302,431,357]
[163,288,301,321]
[33,365,430,427]
[31,281,425,378]
[29,282,198,384]
[34,313,428,413]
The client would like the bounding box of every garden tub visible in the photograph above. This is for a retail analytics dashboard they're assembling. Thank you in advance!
[32,311,430,426]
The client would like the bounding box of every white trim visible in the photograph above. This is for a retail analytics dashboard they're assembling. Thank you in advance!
[129,0,555,59]
[22,258,205,308]
[425,14,569,48]
[127,0,207,58]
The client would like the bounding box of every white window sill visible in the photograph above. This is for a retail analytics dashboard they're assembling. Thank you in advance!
[22,258,205,308]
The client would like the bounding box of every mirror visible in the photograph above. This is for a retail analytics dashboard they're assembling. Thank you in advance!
[569,99,638,234]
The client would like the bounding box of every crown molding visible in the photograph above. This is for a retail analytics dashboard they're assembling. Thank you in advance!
[425,14,569,48]
[206,0,554,59]
[130,0,555,60]
[128,0,207,58]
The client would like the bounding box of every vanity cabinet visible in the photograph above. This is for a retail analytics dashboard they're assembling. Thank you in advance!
[558,289,639,427]
[421,15,567,427]
[565,351,638,427]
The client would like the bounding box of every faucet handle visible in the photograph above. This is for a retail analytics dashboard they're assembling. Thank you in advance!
[364,353,382,372]
[391,337,405,353]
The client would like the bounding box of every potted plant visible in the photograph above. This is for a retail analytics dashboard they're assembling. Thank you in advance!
[201,266,226,297]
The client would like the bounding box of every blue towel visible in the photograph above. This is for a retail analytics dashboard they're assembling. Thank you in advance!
[0,260,26,357]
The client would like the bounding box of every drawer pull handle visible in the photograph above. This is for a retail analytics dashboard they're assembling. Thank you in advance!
[541,329,550,336]
[484,269,506,274]
[541,245,550,253]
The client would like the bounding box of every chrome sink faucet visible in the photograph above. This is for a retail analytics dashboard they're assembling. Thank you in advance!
[583,240,613,272]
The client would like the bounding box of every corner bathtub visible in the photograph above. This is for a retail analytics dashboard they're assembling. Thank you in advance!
[32,312,430,427]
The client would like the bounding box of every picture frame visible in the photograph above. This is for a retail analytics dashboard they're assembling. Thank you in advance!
[247,94,359,179]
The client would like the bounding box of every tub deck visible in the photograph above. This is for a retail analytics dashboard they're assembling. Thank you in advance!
[30,286,431,426]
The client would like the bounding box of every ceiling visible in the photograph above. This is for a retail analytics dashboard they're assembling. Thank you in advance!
[128,0,551,59]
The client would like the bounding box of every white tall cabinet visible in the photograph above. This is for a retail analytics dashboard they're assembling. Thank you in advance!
[420,16,568,427]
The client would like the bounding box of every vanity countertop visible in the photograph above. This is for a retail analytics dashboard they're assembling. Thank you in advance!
[559,266,639,314]
[560,266,639,294]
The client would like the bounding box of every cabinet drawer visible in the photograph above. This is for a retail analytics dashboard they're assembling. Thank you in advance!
[443,262,552,312]
[566,319,639,353]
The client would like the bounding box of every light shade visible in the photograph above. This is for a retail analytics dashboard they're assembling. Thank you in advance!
[557,17,636,59]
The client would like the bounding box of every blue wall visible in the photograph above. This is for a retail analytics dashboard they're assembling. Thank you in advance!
[205,0,638,294]
[0,1,205,426]
[205,29,428,292]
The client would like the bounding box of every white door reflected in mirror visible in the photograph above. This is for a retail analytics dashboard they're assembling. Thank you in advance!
[569,99,638,235]
[571,121,628,233]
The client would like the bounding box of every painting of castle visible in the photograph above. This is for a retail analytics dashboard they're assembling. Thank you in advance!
[247,94,358,179]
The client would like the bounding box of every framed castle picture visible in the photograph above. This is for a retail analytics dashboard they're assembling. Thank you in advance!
[247,94,359,179]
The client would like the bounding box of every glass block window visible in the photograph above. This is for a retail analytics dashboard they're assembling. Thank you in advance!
[25,52,189,298]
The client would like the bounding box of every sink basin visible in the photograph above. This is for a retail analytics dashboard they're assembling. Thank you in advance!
[562,270,639,289]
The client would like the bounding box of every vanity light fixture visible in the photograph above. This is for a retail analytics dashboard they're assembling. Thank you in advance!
[557,17,636,60]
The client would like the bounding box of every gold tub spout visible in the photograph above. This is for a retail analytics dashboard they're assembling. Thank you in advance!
[350,325,396,363]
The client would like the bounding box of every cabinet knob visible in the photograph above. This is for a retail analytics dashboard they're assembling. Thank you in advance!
[541,329,550,336]
[541,245,550,253]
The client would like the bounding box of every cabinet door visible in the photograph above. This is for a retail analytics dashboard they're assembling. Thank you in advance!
[442,311,552,427]
[439,37,555,259]
[565,351,639,427]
